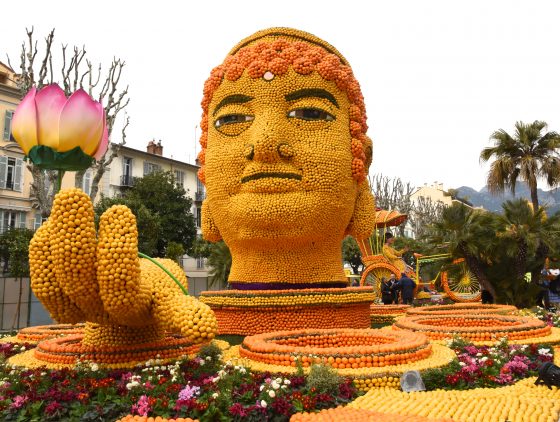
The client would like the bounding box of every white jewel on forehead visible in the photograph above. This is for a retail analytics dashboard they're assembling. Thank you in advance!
[263,71,275,81]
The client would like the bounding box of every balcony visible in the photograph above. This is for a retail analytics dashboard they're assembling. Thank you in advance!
[120,174,134,187]
[195,191,206,201]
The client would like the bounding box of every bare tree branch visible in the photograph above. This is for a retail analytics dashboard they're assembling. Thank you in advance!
[37,29,55,87]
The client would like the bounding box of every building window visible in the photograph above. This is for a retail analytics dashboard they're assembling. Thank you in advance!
[0,156,23,191]
[3,110,13,141]
[34,213,45,230]
[196,257,205,269]
[82,170,92,196]
[174,170,185,187]
[196,206,202,228]
[196,174,205,200]
[0,210,26,233]
[143,161,161,176]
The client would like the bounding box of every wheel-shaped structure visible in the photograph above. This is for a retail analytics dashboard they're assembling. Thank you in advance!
[359,262,398,299]
[441,260,481,302]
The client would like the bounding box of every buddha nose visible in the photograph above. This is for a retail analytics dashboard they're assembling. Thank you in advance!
[248,117,295,163]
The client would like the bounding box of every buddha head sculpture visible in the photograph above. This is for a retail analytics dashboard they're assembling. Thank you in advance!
[198,28,375,289]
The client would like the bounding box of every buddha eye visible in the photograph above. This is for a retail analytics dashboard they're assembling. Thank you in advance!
[287,108,335,121]
[214,114,254,128]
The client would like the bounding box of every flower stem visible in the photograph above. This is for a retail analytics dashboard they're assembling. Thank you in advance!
[138,252,189,296]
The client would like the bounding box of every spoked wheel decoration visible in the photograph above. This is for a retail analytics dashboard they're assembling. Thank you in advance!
[360,262,396,299]
[441,259,481,302]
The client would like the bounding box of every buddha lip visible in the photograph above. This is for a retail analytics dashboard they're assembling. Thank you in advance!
[241,172,302,183]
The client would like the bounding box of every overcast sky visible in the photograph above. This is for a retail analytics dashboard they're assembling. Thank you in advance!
[3,0,560,191]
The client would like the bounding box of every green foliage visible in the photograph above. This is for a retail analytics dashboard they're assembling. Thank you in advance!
[0,228,34,277]
[307,364,342,394]
[95,196,160,256]
[480,120,560,210]
[189,237,213,258]
[206,241,232,288]
[165,241,185,263]
[127,171,197,256]
[95,171,197,257]
[342,236,362,274]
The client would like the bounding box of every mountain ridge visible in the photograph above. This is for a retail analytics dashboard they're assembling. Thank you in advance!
[455,182,560,214]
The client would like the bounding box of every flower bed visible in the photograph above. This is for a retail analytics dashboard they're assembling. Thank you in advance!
[394,314,552,342]
[370,305,410,325]
[239,329,431,368]
[347,377,560,421]
[0,342,359,421]
[200,288,374,335]
[406,303,517,317]
[421,337,554,389]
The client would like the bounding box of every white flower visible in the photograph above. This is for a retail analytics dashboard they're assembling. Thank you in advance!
[206,356,212,361]
[268,390,276,398]
[476,353,482,357]
[260,400,267,408]
[283,379,291,385]
[480,357,488,362]
[212,376,220,383]
[459,362,466,367]
[259,385,265,391]
[271,381,280,390]
[538,348,552,356]
[275,377,282,384]
[90,363,99,372]
[20,346,26,351]
[238,367,247,374]
[212,393,219,399]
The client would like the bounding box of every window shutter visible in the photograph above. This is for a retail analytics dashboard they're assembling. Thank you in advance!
[0,156,7,189]
[143,161,149,176]
[14,158,23,192]
[3,111,13,141]
[0,210,4,233]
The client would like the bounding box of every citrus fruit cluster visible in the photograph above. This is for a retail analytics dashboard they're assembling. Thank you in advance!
[348,377,560,422]
[370,304,410,325]
[16,324,84,342]
[200,288,373,335]
[406,303,517,316]
[28,188,217,363]
[394,314,551,342]
[239,329,432,368]
[290,407,453,422]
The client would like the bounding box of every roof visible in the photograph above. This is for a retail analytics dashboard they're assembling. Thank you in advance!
[111,143,200,171]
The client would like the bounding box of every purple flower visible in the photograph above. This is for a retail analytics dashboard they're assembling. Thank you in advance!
[178,384,200,401]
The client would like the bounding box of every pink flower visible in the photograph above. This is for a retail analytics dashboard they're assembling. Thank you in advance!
[10,395,27,409]
[131,394,151,417]
[11,84,108,159]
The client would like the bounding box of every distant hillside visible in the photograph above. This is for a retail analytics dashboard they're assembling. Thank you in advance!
[455,182,560,214]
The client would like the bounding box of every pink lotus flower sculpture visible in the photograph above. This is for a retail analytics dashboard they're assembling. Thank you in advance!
[11,84,108,171]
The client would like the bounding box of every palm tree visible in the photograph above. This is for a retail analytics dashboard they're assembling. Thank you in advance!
[206,241,232,288]
[428,203,498,299]
[496,199,548,281]
[480,120,560,211]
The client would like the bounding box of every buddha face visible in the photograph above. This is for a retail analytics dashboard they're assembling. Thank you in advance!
[204,68,357,245]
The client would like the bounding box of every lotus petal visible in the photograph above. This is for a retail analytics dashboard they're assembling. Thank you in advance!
[35,84,67,149]
[11,87,38,154]
[58,89,104,154]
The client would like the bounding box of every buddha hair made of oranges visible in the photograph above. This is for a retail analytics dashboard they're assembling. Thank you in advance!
[199,28,376,289]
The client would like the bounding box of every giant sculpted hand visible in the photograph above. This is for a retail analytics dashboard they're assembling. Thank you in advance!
[29,188,216,346]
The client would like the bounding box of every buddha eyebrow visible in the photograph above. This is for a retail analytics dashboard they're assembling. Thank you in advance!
[285,89,339,108]
[213,94,254,116]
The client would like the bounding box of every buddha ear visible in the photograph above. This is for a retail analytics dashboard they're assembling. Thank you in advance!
[345,178,375,239]
[201,199,222,242]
